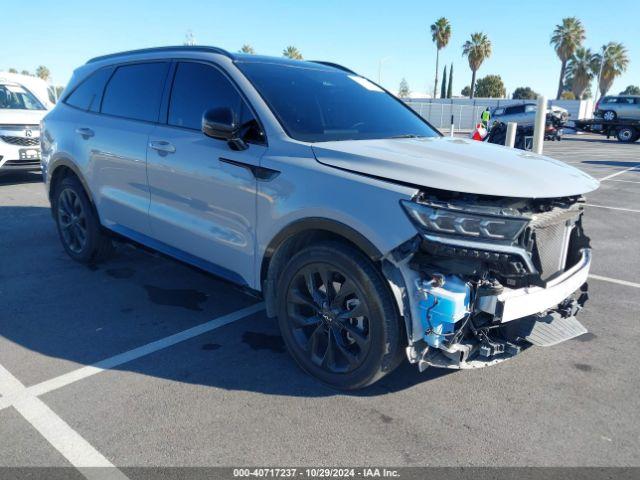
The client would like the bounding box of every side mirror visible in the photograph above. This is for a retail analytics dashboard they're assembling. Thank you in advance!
[202,107,237,140]
[202,107,248,151]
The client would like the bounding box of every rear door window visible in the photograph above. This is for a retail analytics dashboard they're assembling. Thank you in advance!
[65,67,113,112]
[101,62,169,122]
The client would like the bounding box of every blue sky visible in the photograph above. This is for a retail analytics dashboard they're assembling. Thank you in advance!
[3,0,638,98]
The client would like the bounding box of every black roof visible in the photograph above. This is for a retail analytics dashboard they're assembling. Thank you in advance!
[86,45,356,74]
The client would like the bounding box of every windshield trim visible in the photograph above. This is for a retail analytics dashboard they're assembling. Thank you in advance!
[234,60,441,143]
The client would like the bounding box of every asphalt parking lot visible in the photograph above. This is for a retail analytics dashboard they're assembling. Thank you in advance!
[0,134,639,473]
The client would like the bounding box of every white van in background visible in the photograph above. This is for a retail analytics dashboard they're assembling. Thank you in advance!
[0,72,52,174]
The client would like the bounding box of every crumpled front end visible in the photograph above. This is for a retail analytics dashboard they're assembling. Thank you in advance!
[383,191,592,371]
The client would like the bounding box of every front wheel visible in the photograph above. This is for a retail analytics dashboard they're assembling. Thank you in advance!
[602,110,617,121]
[276,242,403,389]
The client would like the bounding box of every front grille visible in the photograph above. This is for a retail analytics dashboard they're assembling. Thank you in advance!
[529,208,581,281]
[4,159,41,166]
[0,135,40,146]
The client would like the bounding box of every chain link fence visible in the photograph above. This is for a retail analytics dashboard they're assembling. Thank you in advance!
[405,102,486,131]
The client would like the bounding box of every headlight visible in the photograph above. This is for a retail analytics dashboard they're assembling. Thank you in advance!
[401,200,529,243]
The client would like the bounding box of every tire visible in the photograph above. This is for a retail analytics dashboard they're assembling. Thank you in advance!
[617,127,637,143]
[53,175,114,263]
[276,241,403,390]
[602,110,617,121]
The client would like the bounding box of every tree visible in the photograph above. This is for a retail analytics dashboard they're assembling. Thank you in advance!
[8,68,18,73]
[240,44,255,54]
[446,64,453,98]
[461,86,471,97]
[550,17,586,100]
[512,87,538,99]
[398,78,410,98]
[474,74,505,98]
[462,32,492,99]
[561,91,576,100]
[282,46,303,60]
[566,47,597,99]
[430,17,452,99]
[620,85,640,95]
[35,65,50,81]
[20,70,31,76]
[595,42,629,98]
[440,66,447,99]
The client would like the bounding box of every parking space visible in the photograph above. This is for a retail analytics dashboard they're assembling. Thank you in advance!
[1,134,639,473]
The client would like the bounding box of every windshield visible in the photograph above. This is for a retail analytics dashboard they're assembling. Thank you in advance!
[237,61,439,142]
[0,84,46,110]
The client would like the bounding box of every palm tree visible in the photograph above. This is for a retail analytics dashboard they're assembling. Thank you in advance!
[566,47,597,99]
[240,44,255,54]
[596,42,629,98]
[462,33,492,99]
[35,66,50,81]
[282,46,303,60]
[430,17,452,99]
[550,17,585,99]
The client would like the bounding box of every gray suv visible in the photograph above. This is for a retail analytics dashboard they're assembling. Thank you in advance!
[41,46,599,389]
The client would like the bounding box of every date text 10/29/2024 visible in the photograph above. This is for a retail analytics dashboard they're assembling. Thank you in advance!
[233,468,400,478]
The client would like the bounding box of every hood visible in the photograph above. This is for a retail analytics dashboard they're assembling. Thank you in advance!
[0,109,47,127]
[311,136,599,198]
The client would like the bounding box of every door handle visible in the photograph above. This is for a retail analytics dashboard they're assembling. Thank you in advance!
[75,127,94,138]
[149,141,176,154]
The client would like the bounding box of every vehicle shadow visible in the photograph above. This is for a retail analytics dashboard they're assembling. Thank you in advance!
[582,160,640,168]
[0,171,43,186]
[0,205,452,398]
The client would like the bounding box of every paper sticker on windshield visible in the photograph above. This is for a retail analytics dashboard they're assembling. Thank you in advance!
[348,75,383,92]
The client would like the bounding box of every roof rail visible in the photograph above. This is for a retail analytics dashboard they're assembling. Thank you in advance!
[310,61,356,75]
[87,45,233,64]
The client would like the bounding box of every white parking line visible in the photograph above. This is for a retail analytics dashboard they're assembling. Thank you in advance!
[599,163,640,181]
[0,365,128,480]
[0,302,264,478]
[585,204,640,213]
[589,274,640,289]
[0,302,265,411]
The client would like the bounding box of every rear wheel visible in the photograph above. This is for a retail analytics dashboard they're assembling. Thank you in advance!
[617,127,638,143]
[276,242,403,390]
[602,110,617,121]
[53,175,114,263]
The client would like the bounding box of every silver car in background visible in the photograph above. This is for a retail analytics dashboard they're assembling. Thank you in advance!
[595,95,640,121]
[491,103,569,126]
[41,46,599,389]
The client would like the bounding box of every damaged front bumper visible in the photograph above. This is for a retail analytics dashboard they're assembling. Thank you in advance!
[383,197,593,372]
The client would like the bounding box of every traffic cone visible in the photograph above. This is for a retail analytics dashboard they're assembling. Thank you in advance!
[470,123,487,141]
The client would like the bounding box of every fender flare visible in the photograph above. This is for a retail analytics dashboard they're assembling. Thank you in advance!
[261,217,384,317]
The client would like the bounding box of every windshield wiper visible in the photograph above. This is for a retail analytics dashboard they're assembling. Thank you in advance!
[389,134,422,139]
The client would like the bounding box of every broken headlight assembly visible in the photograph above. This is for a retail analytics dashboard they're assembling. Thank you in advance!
[400,200,529,244]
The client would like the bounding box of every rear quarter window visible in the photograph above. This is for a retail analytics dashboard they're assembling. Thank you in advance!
[101,62,169,122]
[65,67,113,112]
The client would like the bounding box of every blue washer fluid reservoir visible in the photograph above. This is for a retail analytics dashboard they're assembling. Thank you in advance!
[416,275,471,348]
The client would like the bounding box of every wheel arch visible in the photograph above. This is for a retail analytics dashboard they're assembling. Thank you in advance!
[260,218,384,317]
[48,158,95,207]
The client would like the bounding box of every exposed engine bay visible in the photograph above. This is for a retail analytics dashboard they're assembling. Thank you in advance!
[384,189,591,371]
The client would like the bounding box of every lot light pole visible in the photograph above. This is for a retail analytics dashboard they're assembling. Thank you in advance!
[377,57,391,85]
